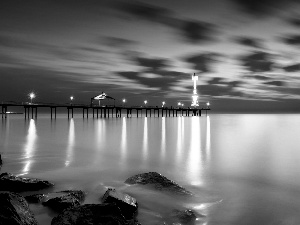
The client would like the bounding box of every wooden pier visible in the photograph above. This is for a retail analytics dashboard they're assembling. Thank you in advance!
[1,102,210,119]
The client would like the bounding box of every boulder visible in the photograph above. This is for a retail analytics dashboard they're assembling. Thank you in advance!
[42,190,85,212]
[125,172,192,195]
[102,188,138,220]
[51,203,130,225]
[168,209,198,225]
[0,191,38,225]
[0,172,54,192]
[25,194,46,203]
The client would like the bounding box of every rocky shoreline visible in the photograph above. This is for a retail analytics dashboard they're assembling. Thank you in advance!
[0,154,200,225]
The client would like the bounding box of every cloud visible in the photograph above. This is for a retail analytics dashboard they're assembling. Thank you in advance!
[244,75,272,80]
[264,81,285,86]
[287,17,300,27]
[234,37,263,48]
[281,34,300,45]
[116,70,185,90]
[231,0,299,16]
[199,84,243,97]
[102,36,138,48]
[283,63,300,72]
[135,56,170,72]
[238,51,275,73]
[117,1,216,44]
[184,53,222,73]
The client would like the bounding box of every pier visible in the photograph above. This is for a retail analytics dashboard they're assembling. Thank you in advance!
[1,102,210,119]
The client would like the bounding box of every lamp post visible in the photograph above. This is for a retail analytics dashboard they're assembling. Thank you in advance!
[178,102,181,108]
[144,100,147,107]
[29,92,35,104]
[206,102,210,108]
[70,96,74,105]
[123,99,126,107]
[162,101,165,108]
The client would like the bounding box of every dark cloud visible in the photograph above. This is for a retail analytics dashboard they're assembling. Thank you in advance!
[287,17,300,27]
[238,51,275,73]
[235,37,263,48]
[231,0,299,16]
[281,35,300,45]
[117,70,183,89]
[185,53,222,73]
[117,1,216,44]
[102,37,138,48]
[283,63,300,72]
[199,84,243,97]
[207,77,226,85]
[135,56,169,72]
[245,75,271,80]
[264,81,285,86]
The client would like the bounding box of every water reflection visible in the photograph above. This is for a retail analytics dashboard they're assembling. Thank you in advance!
[187,117,202,185]
[94,119,106,165]
[176,117,184,164]
[142,117,148,161]
[65,119,75,167]
[206,116,211,159]
[160,117,166,160]
[22,119,37,175]
[120,117,127,163]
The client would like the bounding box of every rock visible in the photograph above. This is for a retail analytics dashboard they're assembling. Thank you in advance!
[0,172,54,192]
[102,188,138,220]
[125,172,192,195]
[0,191,38,225]
[25,194,46,203]
[51,203,130,225]
[168,209,198,225]
[42,190,85,212]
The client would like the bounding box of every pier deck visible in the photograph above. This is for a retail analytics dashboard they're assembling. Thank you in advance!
[1,102,210,119]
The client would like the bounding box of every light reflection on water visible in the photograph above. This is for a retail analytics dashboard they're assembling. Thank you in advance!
[1,114,300,224]
[22,119,37,175]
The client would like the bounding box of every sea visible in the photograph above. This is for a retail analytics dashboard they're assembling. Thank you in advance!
[1,113,300,225]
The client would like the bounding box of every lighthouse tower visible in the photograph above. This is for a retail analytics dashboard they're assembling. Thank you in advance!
[191,73,199,107]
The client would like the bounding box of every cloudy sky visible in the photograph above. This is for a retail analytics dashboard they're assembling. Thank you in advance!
[1,0,300,112]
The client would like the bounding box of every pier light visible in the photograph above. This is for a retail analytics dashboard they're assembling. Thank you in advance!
[206,102,210,107]
[178,102,181,106]
[70,96,74,105]
[123,99,126,103]
[162,101,165,107]
[182,103,184,107]
[144,100,147,106]
[28,92,36,104]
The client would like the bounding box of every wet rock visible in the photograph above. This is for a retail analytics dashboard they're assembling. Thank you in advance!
[51,203,129,225]
[169,209,198,225]
[102,188,138,220]
[0,191,38,225]
[0,172,54,192]
[43,190,85,212]
[25,194,46,203]
[125,172,193,195]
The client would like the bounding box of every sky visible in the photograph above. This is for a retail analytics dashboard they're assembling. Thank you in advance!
[1,0,300,112]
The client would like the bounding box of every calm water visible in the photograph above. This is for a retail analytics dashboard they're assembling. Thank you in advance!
[1,114,300,225]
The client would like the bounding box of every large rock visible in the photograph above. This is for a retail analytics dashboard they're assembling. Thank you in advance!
[25,194,46,203]
[102,188,138,220]
[125,172,193,195]
[51,203,130,225]
[0,172,54,192]
[0,191,38,225]
[167,209,198,225]
[42,190,85,212]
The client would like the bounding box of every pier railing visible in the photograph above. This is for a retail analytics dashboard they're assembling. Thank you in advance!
[1,102,210,119]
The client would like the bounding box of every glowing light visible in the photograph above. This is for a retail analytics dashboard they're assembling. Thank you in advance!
[70,96,74,101]
[178,102,181,106]
[162,101,165,107]
[28,92,36,104]
[191,73,199,107]
[123,99,126,103]
[144,100,147,105]
[206,102,210,107]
